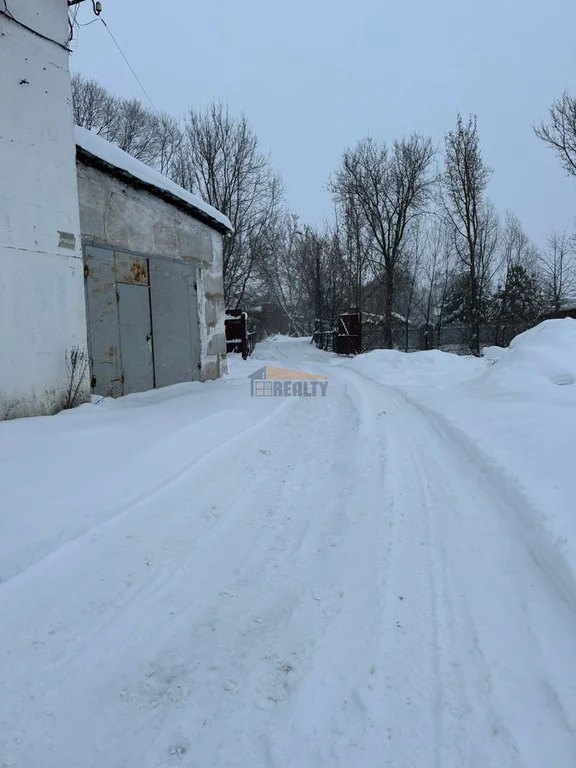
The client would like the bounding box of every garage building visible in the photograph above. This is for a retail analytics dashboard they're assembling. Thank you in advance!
[76,127,232,397]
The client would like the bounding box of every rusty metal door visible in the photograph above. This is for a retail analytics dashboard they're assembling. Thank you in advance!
[117,282,154,393]
[84,246,122,396]
[149,259,201,387]
[85,247,154,396]
[115,251,154,394]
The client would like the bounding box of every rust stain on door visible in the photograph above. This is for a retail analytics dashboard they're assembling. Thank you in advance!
[114,252,149,286]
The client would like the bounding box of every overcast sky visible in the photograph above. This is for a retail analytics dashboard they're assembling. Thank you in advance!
[71,0,575,246]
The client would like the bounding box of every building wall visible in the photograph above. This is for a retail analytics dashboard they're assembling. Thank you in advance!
[0,1,89,418]
[77,161,227,381]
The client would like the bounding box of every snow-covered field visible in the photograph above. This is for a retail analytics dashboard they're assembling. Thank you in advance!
[1,321,576,767]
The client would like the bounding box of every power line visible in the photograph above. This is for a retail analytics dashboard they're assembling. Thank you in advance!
[76,17,100,27]
[99,18,156,109]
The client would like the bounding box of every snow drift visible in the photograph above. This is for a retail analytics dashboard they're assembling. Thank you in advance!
[476,318,576,395]
[333,347,486,388]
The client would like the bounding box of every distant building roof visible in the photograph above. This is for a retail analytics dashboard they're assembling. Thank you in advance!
[362,310,411,325]
[75,126,233,236]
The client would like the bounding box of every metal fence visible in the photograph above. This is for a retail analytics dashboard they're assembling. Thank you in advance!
[319,318,500,355]
[312,312,362,355]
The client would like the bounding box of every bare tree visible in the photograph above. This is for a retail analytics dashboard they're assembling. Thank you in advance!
[499,212,537,271]
[295,227,328,336]
[330,135,436,348]
[337,196,372,313]
[432,227,457,348]
[72,74,185,176]
[153,112,184,176]
[254,214,310,335]
[176,104,283,306]
[416,219,450,344]
[540,229,575,312]
[490,212,540,344]
[401,230,425,351]
[255,223,349,340]
[71,73,117,135]
[535,92,576,178]
[108,97,162,164]
[443,115,497,354]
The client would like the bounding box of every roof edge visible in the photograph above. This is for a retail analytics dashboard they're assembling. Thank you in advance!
[76,145,233,237]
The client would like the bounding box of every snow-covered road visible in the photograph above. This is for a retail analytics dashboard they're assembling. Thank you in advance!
[1,335,576,767]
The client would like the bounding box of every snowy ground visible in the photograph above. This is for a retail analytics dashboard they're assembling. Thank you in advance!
[1,322,576,767]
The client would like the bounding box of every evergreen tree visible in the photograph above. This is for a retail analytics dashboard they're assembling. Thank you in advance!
[489,264,544,345]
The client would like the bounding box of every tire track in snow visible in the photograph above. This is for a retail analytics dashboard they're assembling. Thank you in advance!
[0,385,355,768]
[335,367,453,767]
[346,370,576,767]
[131,384,361,767]
[0,397,303,762]
[402,389,576,615]
[379,384,516,766]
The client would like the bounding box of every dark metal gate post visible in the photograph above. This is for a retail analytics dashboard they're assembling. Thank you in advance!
[225,310,251,359]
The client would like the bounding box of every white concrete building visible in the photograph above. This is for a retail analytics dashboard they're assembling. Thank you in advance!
[0,0,89,418]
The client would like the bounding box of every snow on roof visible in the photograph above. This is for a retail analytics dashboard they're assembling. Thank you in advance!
[74,126,233,235]
[362,310,412,325]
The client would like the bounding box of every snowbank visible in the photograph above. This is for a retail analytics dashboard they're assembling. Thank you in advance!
[448,321,576,579]
[481,345,507,362]
[475,319,576,397]
[336,347,487,388]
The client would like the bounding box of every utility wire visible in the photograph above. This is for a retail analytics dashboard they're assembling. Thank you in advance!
[76,17,100,27]
[99,18,156,109]
[2,0,14,18]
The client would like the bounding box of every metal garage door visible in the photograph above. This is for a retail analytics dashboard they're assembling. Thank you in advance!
[85,247,202,396]
[150,259,201,388]
[117,282,154,393]
[84,246,123,396]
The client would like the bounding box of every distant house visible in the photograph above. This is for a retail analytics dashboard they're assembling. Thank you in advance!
[76,128,232,396]
[0,2,231,419]
[540,299,576,321]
